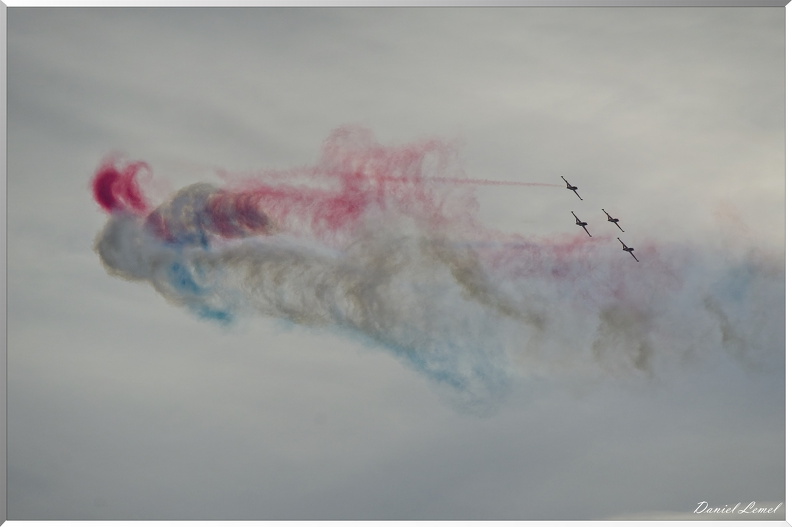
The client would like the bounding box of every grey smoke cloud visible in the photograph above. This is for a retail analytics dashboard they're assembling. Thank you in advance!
[92,130,783,413]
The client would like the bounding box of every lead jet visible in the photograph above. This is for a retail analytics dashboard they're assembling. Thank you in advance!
[561,176,583,200]
[602,209,624,232]
[571,211,592,237]
[618,237,639,262]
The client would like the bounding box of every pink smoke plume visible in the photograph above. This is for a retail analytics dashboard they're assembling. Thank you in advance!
[92,158,152,215]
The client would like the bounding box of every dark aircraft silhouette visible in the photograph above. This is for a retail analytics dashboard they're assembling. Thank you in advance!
[571,211,592,237]
[561,176,583,200]
[602,209,624,232]
[618,237,639,262]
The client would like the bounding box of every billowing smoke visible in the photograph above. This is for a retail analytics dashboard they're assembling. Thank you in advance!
[91,127,783,411]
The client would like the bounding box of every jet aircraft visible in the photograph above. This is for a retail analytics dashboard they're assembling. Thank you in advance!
[571,211,592,237]
[618,237,639,262]
[561,176,583,200]
[602,209,624,232]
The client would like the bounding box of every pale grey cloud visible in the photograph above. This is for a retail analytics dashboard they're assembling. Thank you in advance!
[7,6,784,521]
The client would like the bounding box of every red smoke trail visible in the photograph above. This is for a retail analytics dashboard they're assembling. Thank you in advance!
[91,127,560,255]
[205,130,482,242]
[423,177,561,188]
[355,174,562,188]
[205,131,558,244]
[219,172,468,243]
[219,169,560,190]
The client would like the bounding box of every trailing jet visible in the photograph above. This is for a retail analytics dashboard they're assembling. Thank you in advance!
[602,209,624,232]
[618,237,639,262]
[561,176,583,200]
[571,211,592,237]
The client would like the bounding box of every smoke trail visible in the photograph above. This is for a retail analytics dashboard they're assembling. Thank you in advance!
[428,176,561,188]
[91,126,783,411]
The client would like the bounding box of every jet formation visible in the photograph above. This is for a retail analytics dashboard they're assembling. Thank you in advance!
[561,176,638,262]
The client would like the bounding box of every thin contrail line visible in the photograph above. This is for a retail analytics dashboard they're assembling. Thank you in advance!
[429,177,562,187]
[369,174,562,187]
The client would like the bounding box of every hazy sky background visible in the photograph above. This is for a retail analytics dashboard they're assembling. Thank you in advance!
[7,7,785,521]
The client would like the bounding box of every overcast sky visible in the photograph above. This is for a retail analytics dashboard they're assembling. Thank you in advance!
[7,6,785,522]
